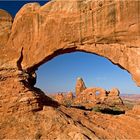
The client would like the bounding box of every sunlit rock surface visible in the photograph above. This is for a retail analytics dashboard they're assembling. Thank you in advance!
[0,0,140,139]
[75,77,86,96]
[54,78,124,109]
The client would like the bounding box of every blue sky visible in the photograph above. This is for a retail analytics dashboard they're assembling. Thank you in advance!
[36,52,140,94]
[0,1,140,94]
[0,1,47,17]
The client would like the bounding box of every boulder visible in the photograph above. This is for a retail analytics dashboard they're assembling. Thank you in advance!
[105,88,124,106]
[109,88,120,96]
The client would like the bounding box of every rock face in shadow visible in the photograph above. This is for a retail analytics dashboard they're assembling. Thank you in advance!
[0,0,140,139]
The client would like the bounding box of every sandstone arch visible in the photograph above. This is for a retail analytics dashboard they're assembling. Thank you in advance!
[1,2,140,139]
[0,0,140,86]
[80,87,107,102]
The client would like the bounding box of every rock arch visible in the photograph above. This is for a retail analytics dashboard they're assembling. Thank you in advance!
[1,1,140,138]
[0,0,140,86]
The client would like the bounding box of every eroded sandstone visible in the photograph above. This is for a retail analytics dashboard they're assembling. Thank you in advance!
[54,78,124,109]
[75,77,86,96]
[1,0,140,85]
[0,0,140,139]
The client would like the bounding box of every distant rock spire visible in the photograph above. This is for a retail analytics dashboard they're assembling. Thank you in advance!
[75,77,86,96]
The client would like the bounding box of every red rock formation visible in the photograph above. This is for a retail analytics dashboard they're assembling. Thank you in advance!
[74,87,124,108]
[74,87,106,105]
[109,88,120,96]
[105,88,124,106]
[53,91,74,106]
[0,9,13,47]
[66,91,74,101]
[1,0,140,85]
[132,104,140,114]
[54,93,64,104]
[74,78,123,108]
[0,1,140,139]
[75,77,86,96]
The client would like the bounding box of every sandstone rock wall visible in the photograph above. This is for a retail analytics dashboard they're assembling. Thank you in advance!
[74,86,123,108]
[0,9,13,47]
[0,0,140,86]
[0,1,140,139]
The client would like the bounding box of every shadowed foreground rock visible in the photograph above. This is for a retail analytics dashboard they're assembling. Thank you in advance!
[0,0,140,139]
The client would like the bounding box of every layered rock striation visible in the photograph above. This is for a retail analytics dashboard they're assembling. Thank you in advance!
[75,77,86,96]
[1,0,140,85]
[0,0,140,139]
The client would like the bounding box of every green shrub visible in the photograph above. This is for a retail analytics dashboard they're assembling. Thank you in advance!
[64,100,72,107]
[92,106,102,112]
[92,106,125,115]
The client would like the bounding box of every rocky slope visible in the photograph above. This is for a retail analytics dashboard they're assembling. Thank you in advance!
[0,67,140,139]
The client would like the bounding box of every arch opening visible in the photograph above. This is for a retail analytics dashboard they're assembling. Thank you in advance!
[34,52,140,95]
